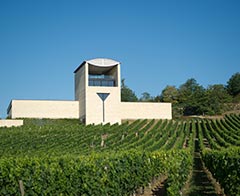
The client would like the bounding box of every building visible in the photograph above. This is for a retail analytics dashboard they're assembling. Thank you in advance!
[7,58,172,124]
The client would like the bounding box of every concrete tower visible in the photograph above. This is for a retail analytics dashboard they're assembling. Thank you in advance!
[74,58,121,124]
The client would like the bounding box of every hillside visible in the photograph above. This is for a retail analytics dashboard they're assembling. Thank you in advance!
[0,114,239,195]
[0,118,194,157]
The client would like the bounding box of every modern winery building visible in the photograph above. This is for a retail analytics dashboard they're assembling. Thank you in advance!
[7,58,172,124]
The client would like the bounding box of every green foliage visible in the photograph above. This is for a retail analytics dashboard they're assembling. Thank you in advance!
[1,114,240,195]
[0,118,196,195]
[139,92,154,102]
[227,72,240,97]
[203,148,240,196]
[121,79,138,102]
[0,150,192,196]
[232,93,240,103]
[197,114,240,196]
[178,78,206,115]
[121,73,240,116]
[158,74,240,116]
[161,85,179,103]
[165,150,193,196]
[204,84,232,115]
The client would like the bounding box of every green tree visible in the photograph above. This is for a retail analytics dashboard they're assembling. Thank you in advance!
[227,72,240,97]
[154,95,162,102]
[139,92,154,102]
[161,85,179,103]
[121,79,138,102]
[205,84,232,115]
[178,78,206,115]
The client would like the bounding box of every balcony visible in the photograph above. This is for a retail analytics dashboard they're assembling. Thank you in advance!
[89,75,115,87]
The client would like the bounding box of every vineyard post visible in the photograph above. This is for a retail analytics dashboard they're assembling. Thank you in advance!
[19,180,25,196]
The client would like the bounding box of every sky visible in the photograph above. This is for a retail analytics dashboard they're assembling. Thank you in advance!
[0,0,240,118]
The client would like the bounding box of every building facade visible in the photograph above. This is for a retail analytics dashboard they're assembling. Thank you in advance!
[7,58,172,124]
[74,58,121,124]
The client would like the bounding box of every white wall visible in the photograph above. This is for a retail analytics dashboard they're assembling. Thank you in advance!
[86,86,121,125]
[121,102,172,120]
[0,119,24,127]
[9,100,79,119]
[75,64,86,120]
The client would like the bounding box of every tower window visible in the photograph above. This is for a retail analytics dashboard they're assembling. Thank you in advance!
[89,75,115,87]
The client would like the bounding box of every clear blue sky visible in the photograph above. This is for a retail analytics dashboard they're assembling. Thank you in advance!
[0,0,240,118]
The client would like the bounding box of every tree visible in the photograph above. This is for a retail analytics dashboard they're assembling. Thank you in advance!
[161,85,179,103]
[227,72,240,97]
[178,78,199,102]
[121,79,138,102]
[178,78,206,115]
[154,95,162,102]
[205,84,232,114]
[139,92,153,102]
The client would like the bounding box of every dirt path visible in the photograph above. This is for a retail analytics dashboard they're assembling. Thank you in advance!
[136,132,225,196]
[138,151,221,196]
[135,176,167,196]
[183,152,221,196]
[182,138,225,196]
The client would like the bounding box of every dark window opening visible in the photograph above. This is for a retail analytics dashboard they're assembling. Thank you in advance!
[89,75,115,87]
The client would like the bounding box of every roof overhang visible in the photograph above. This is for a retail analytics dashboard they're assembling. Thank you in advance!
[74,58,120,73]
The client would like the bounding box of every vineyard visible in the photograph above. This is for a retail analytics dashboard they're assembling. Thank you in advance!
[0,114,239,196]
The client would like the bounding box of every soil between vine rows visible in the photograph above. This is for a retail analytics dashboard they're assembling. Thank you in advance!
[182,138,224,196]
[139,138,225,196]
[183,152,222,196]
